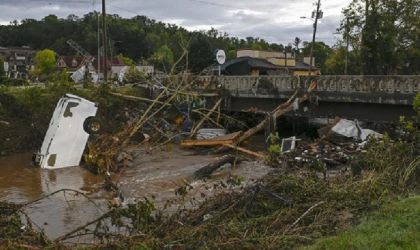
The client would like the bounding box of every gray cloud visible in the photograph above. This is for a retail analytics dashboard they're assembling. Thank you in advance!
[0,0,352,46]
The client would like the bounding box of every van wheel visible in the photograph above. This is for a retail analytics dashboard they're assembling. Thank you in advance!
[84,116,102,134]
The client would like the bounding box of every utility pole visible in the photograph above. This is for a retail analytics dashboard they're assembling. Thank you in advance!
[97,13,101,81]
[344,16,349,75]
[102,0,108,81]
[284,46,287,68]
[307,0,322,78]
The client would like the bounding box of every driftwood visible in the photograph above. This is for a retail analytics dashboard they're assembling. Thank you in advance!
[190,154,239,180]
[223,144,265,159]
[211,88,309,155]
[109,92,171,106]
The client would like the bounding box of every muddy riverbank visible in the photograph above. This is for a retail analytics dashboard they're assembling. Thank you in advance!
[0,140,271,242]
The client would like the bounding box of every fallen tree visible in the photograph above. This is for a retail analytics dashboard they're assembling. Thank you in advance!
[211,85,310,155]
[190,154,240,180]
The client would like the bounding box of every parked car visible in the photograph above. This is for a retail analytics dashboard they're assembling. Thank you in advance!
[32,94,101,169]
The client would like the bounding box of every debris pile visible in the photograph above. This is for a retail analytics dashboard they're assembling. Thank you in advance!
[282,139,359,169]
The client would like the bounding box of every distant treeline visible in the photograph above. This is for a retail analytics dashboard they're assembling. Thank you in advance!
[0,12,324,73]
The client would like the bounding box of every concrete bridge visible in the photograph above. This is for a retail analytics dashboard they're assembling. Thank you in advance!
[185,75,420,123]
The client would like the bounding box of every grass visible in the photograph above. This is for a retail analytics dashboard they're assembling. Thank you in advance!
[303,196,420,250]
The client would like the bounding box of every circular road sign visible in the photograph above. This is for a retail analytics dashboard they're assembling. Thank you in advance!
[216,50,226,65]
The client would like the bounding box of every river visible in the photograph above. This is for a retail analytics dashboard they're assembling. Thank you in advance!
[0,139,271,243]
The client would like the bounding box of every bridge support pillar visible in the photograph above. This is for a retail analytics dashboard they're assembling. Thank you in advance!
[264,113,277,137]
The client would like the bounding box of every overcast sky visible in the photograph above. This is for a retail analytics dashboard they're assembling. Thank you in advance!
[0,0,351,46]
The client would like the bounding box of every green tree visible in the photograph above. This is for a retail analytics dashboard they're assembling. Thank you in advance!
[293,37,302,60]
[251,44,262,50]
[324,44,359,75]
[124,66,145,83]
[32,49,56,76]
[270,43,284,52]
[117,53,134,66]
[226,50,237,61]
[293,37,302,52]
[188,32,214,73]
[341,0,420,74]
[301,41,332,70]
[150,45,174,72]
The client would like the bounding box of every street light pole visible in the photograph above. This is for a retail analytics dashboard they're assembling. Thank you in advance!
[307,0,322,78]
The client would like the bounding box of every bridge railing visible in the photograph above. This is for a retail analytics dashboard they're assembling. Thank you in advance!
[182,75,420,105]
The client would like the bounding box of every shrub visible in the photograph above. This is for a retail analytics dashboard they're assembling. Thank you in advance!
[1,78,29,87]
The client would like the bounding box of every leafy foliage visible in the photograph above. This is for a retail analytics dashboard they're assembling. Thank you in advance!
[301,41,332,70]
[149,45,174,72]
[336,0,420,75]
[0,13,320,74]
[31,49,56,76]
[123,66,146,84]
[116,53,134,66]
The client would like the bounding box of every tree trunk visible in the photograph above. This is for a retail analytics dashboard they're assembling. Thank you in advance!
[190,154,238,180]
[210,89,309,155]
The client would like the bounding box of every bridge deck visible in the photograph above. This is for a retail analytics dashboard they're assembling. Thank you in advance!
[175,75,420,122]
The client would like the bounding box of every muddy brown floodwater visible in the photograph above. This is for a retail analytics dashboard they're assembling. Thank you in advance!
[0,138,271,243]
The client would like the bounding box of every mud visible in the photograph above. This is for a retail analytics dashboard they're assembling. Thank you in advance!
[0,140,271,241]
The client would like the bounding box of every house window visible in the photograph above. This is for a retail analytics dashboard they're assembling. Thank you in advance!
[72,59,77,67]
[60,61,66,67]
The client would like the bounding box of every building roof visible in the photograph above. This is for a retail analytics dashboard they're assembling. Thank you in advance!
[237,48,282,53]
[56,56,86,70]
[209,56,318,75]
[293,61,318,70]
[56,56,126,71]
[90,56,125,71]
[211,56,282,71]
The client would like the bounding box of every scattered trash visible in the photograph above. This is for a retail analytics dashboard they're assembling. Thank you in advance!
[203,213,214,221]
[277,138,361,170]
[181,131,242,147]
[196,128,227,140]
[332,119,383,142]
[281,136,298,153]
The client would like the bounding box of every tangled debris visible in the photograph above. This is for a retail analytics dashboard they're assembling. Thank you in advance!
[3,131,420,249]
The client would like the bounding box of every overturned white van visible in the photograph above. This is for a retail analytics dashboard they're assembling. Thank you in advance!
[32,94,101,169]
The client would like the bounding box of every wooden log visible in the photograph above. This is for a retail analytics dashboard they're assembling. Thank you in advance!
[181,139,235,147]
[223,144,265,159]
[190,154,238,180]
[210,89,308,155]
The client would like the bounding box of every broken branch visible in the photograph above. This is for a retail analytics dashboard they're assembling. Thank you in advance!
[223,144,265,159]
[211,88,308,155]
[54,210,113,242]
[285,201,325,232]
[189,98,223,138]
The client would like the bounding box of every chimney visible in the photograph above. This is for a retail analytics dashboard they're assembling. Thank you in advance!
[303,57,315,67]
